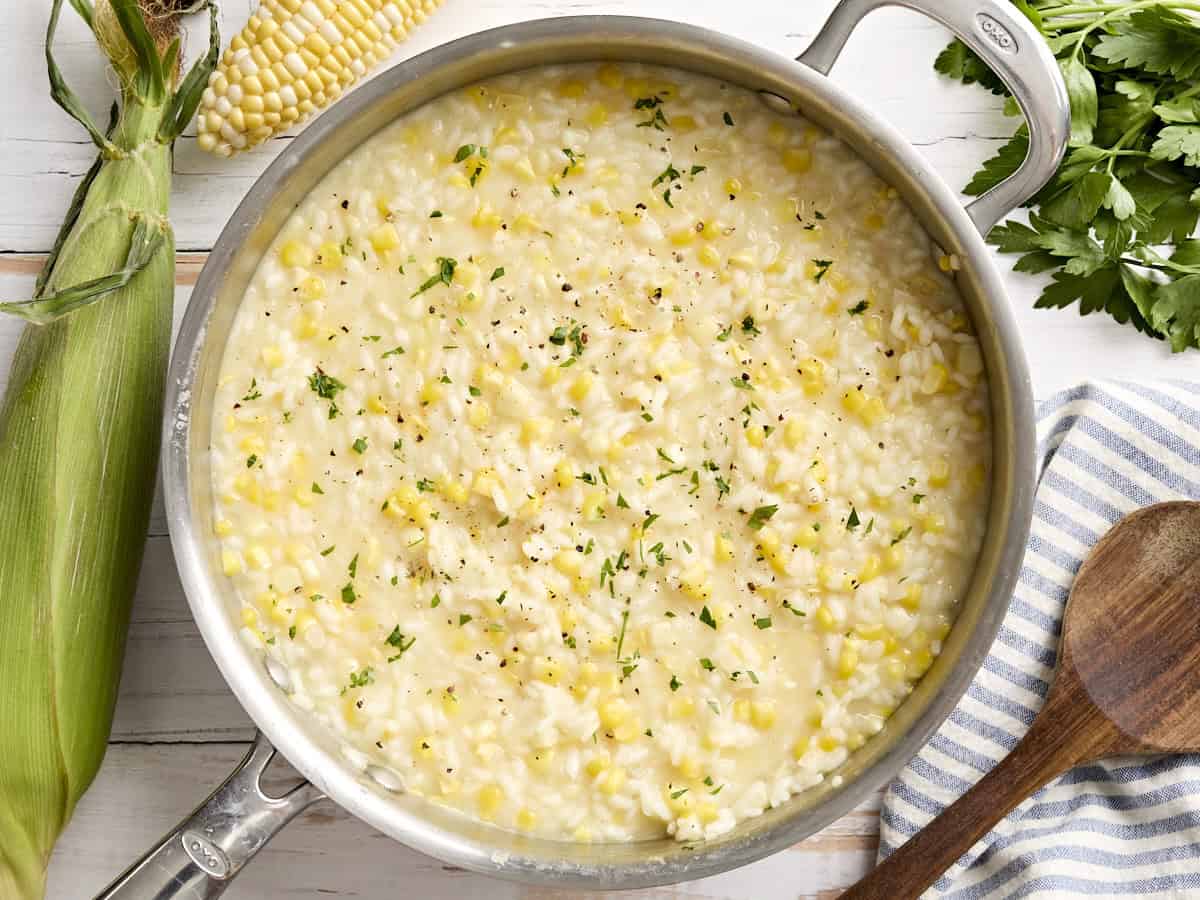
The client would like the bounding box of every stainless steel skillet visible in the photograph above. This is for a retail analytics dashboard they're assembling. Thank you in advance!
[102,1,1068,896]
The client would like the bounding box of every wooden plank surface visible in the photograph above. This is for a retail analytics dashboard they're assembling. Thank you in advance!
[1,0,1194,896]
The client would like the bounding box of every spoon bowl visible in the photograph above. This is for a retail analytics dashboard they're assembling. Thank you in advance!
[843,500,1200,899]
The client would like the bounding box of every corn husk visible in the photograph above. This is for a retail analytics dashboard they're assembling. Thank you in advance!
[0,2,216,895]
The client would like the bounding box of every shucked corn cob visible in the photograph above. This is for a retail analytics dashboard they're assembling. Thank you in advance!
[196,0,442,156]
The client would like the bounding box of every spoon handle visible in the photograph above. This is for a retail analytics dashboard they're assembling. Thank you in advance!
[841,698,1101,899]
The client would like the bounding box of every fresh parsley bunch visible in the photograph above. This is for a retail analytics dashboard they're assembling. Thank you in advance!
[935,1,1200,351]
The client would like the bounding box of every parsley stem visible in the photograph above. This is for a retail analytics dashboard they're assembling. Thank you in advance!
[1065,1,1200,58]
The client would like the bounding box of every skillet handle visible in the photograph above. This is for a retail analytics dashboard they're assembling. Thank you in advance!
[798,0,1069,235]
[95,732,325,900]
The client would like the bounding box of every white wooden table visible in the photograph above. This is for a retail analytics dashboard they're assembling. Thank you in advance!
[2,0,1193,896]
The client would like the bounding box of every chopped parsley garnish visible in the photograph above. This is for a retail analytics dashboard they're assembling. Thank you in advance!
[741,315,761,337]
[241,378,261,402]
[690,164,707,176]
[847,506,861,531]
[385,627,416,661]
[747,504,779,530]
[670,675,682,691]
[311,482,324,494]
[634,96,668,129]
[699,605,717,629]
[812,259,834,282]
[616,493,630,509]
[348,553,359,578]
[308,369,345,418]
[245,454,257,468]
[340,582,356,604]
[496,515,510,528]
[431,594,441,608]
[730,376,755,391]
[429,210,443,218]
[848,299,870,316]
[382,345,405,358]
[723,111,734,126]
[454,144,476,162]
[913,493,926,505]
[642,512,660,533]
[892,526,913,545]
[468,385,482,397]
[411,256,457,297]
[320,545,335,556]
[754,616,773,629]
[717,323,733,341]
[416,478,435,492]
[490,266,504,281]
[699,657,715,671]
[345,667,374,692]
[351,436,367,454]
[458,614,472,626]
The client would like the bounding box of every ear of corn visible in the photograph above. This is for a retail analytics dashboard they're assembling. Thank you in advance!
[196,0,443,156]
[0,2,217,896]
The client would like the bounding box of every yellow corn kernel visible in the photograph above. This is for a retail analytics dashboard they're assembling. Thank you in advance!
[240,605,258,629]
[513,213,541,234]
[542,364,562,386]
[816,564,839,590]
[360,393,385,414]
[413,735,436,760]
[528,747,556,773]
[582,490,605,522]
[441,690,460,716]
[930,458,951,487]
[569,373,594,402]
[554,460,574,489]
[672,114,697,132]
[792,736,811,760]
[860,396,888,426]
[299,275,325,301]
[859,554,881,583]
[600,766,627,794]
[552,551,581,577]
[516,808,537,831]
[697,802,720,825]
[838,645,860,678]
[582,101,608,127]
[884,544,905,570]
[585,752,610,777]
[677,755,702,779]
[855,622,887,641]
[800,356,827,395]
[815,605,837,632]
[733,698,751,722]
[922,363,949,394]
[922,512,946,533]
[724,177,743,196]
[782,147,812,173]
[750,700,777,730]
[468,401,491,428]
[842,390,866,416]
[214,518,234,538]
[864,212,885,231]
[818,733,842,753]
[472,468,500,498]
[419,380,442,406]
[442,480,468,504]
[296,314,319,339]
[744,426,764,448]
[667,787,695,815]
[246,545,270,570]
[783,419,806,449]
[670,227,697,247]
[668,696,695,718]
[367,223,399,254]
[714,533,734,563]
[477,784,504,819]
[519,417,552,446]
[908,648,934,678]
[793,524,820,549]
[901,583,924,611]
[519,493,543,519]
[293,485,314,507]
[279,239,312,268]
[679,568,712,603]
[596,63,623,89]
[599,697,631,730]
[698,245,721,268]
[532,656,564,684]
[557,79,586,98]
[315,241,342,270]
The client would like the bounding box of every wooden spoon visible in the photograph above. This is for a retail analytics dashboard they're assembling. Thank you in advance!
[842,500,1200,899]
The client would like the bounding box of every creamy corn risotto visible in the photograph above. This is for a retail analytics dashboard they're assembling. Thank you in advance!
[211,63,991,843]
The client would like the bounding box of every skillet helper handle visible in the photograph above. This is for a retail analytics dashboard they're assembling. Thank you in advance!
[798,0,1070,235]
[95,733,324,900]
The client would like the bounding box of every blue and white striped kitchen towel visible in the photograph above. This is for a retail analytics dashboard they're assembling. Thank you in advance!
[879,380,1200,899]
